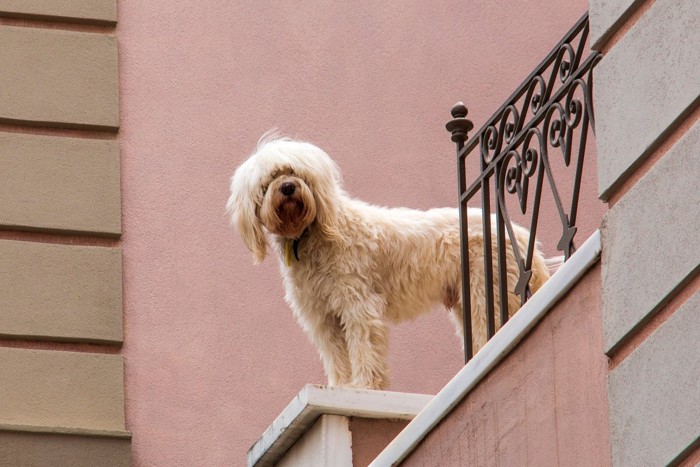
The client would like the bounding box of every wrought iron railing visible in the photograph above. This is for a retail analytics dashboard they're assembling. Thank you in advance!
[446,13,602,362]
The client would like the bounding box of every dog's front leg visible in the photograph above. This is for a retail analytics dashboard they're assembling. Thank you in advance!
[307,313,353,387]
[288,293,353,386]
[340,295,389,390]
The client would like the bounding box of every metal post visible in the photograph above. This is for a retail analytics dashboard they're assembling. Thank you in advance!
[446,102,474,363]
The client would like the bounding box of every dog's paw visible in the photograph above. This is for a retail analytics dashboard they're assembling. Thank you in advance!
[340,380,385,391]
[341,382,367,390]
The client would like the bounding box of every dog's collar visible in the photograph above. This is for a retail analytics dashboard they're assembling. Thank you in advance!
[284,229,309,267]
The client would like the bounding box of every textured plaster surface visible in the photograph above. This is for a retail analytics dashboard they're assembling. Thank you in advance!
[594,0,700,199]
[117,1,596,464]
[608,291,700,466]
[349,418,409,467]
[601,121,700,353]
[402,265,611,466]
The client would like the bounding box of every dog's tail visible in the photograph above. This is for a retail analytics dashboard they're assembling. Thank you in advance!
[545,256,565,275]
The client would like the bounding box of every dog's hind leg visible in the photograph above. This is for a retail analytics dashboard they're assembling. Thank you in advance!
[448,298,489,357]
[339,295,390,390]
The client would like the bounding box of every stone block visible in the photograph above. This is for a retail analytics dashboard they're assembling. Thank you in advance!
[594,0,700,199]
[601,121,700,353]
[0,240,123,344]
[607,291,700,466]
[0,348,126,431]
[0,428,130,467]
[0,132,121,235]
[588,0,639,50]
[0,26,119,130]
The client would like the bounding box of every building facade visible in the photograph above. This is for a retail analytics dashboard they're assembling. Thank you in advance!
[0,0,697,465]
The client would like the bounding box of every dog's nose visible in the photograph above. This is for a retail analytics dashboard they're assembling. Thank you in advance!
[280,182,296,196]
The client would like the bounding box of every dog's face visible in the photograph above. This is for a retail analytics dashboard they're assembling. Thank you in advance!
[227,137,342,263]
[259,171,317,239]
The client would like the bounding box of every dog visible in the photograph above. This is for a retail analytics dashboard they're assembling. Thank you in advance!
[227,135,551,390]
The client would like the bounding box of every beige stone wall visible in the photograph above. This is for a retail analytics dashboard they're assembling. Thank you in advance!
[0,1,129,463]
[590,0,700,465]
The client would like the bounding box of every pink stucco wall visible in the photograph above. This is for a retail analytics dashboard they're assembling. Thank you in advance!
[403,265,611,466]
[117,1,594,464]
[349,418,409,467]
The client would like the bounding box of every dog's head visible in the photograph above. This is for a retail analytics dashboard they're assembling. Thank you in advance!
[227,136,342,263]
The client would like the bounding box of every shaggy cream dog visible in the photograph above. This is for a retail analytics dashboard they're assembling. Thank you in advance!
[227,136,550,390]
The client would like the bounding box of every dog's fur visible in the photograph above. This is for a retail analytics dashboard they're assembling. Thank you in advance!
[227,136,550,390]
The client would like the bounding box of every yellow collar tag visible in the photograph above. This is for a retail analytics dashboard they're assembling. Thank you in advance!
[284,239,293,267]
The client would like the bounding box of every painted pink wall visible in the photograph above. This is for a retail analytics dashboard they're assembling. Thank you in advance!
[402,265,612,466]
[118,1,593,464]
[350,418,409,467]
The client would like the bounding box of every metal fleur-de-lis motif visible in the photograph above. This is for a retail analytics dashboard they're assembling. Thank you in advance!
[448,13,602,362]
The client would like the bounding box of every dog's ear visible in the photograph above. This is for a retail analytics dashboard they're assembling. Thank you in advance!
[227,179,267,264]
[308,163,343,243]
[314,190,342,242]
[236,203,267,263]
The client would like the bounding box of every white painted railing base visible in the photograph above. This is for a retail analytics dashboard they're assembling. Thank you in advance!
[248,384,433,466]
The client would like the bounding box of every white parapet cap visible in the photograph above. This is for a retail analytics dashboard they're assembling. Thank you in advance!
[371,229,602,467]
[248,384,434,467]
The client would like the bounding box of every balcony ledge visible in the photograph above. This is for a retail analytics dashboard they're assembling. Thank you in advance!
[248,384,433,467]
[371,229,602,467]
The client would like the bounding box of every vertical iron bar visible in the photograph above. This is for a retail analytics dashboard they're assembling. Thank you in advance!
[446,103,474,363]
[459,168,472,362]
[481,170,496,339]
[569,111,589,228]
[523,157,546,301]
[494,159,509,326]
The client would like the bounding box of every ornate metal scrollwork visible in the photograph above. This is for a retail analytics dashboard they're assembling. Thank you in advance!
[447,13,602,362]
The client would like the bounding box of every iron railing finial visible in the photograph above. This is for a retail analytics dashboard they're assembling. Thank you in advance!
[446,102,474,144]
